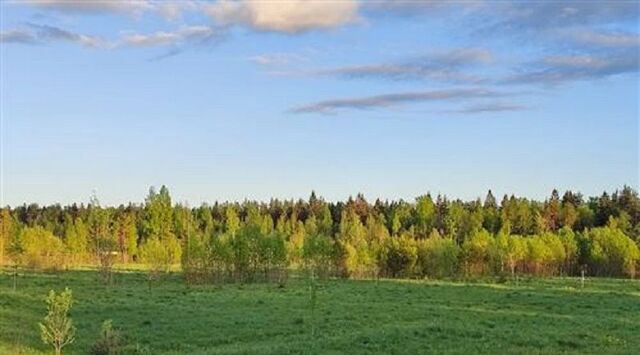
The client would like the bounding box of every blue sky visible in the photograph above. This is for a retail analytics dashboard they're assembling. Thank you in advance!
[1,0,638,206]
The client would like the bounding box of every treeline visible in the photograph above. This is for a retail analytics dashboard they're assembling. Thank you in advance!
[1,186,639,281]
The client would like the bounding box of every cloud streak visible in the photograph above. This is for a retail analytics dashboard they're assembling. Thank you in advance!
[568,30,640,48]
[0,24,104,47]
[19,0,154,15]
[1,23,225,58]
[0,29,38,44]
[290,88,511,114]
[316,48,493,84]
[15,0,199,20]
[486,1,639,32]
[120,26,224,47]
[503,52,639,85]
[448,103,528,114]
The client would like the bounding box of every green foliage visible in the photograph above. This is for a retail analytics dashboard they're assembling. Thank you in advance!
[21,226,66,270]
[140,237,176,284]
[286,221,305,266]
[494,233,526,276]
[415,195,435,236]
[0,208,14,265]
[558,227,578,273]
[416,230,460,278]
[39,288,76,355]
[582,226,639,277]
[522,234,567,276]
[65,217,88,264]
[225,207,240,237]
[462,229,493,275]
[4,185,640,281]
[114,213,138,262]
[303,232,335,278]
[380,234,417,278]
[336,210,377,278]
[90,320,126,355]
[87,194,111,259]
[142,186,173,240]
[181,232,209,283]
[257,231,288,283]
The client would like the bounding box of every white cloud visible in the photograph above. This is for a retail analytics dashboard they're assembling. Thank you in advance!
[205,0,359,33]
[15,0,199,20]
[20,0,154,15]
[249,52,307,66]
[570,30,640,48]
[120,26,222,47]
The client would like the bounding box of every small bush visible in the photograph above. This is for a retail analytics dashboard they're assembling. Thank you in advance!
[90,320,126,355]
[39,288,75,355]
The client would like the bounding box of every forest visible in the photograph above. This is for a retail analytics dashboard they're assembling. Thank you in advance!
[2,186,639,282]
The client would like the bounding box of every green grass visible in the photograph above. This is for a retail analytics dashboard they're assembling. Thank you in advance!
[1,269,639,354]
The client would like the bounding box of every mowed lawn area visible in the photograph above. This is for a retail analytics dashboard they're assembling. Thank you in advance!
[1,270,639,354]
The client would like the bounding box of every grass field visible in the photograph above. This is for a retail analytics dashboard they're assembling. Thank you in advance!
[1,269,639,354]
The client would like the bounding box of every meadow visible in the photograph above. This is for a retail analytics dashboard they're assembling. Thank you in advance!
[1,269,639,354]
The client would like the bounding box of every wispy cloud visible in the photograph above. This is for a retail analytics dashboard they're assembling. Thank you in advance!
[120,26,223,47]
[316,48,493,84]
[503,52,639,85]
[18,0,155,16]
[448,103,528,114]
[249,52,308,67]
[121,25,227,61]
[1,23,225,58]
[0,29,38,44]
[567,29,640,48]
[290,88,511,114]
[204,0,359,33]
[0,23,105,47]
[362,0,483,17]
[30,23,104,47]
[14,0,199,20]
[486,1,639,32]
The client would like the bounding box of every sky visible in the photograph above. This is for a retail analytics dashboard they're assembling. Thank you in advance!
[0,0,639,206]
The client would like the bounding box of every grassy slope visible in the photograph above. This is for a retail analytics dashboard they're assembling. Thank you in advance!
[1,270,639,354]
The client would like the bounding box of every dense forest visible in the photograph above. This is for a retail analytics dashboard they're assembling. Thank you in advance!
[1,186,639,282]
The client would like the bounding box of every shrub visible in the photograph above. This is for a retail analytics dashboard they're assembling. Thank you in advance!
[39,288,76,355]
[140,237,173,287]
[208,234,234,283]
[181,232,208,284]
[90,320,125,355]
[257,232,288,284]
